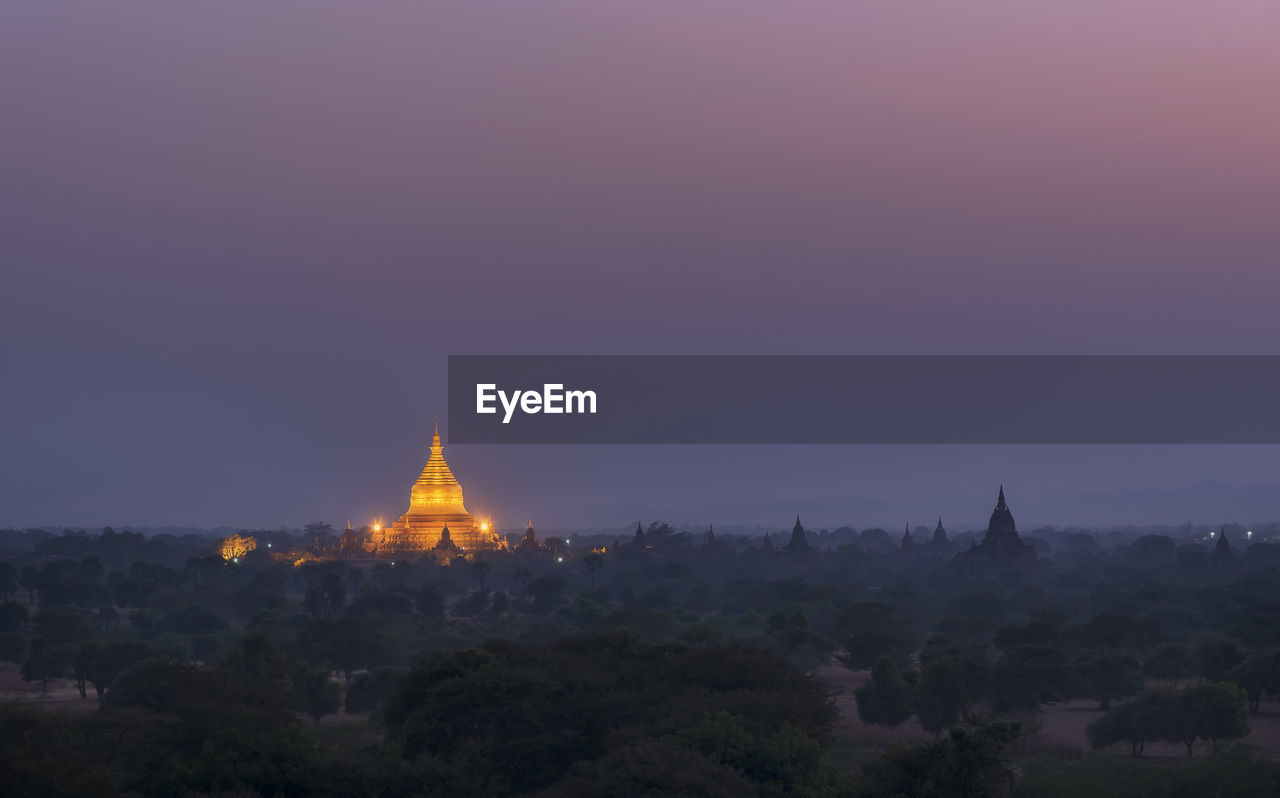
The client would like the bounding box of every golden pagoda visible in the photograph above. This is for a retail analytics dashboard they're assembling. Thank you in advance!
[365,419,506,555]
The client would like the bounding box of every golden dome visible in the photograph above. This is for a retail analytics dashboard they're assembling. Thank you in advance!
[409,420,468,515]
[365,417,506,555]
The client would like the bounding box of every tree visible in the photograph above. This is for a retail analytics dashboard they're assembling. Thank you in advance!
[19,565,40,604]
[453,589,490,617]
[303,522,334,546]
[304,571,346,618]
[217,533,257,561]
[526,574,567,615]
[80,556,104,582]
[0,600,29,634]
[96,604,118,630]
[1073,612,1160,653]
[582,552,604,587]
[381,635,836,795]
[1086,689,1173,756]
[159,605,229,635]
[921,639,992,706]
[542,741,756,797]
[991,646,1075,713]
[472,560,491,590]
[854,655,915,728]
[673,711,844,795]
[78,641,154,706]
[34,608,95,648]
[1169,681,1249,757]
[0,562,17,601]
[416,584,446,618]
[293,663,341,725]
[21,636,63,695]
[1145,642,1195,686]
[0,633,24,665]
[1073,648,1146,709]
[296,617,392,680]
[72,643,97,699]
[916,655,969,735]
[858,721,1021,798]
[112,577,157,608]
[514,567,532,597]
[217,631,302,725]
[1230,650,1280,713]
[391,559,412,584]
[345,666,405,716]
[839,601,913,669]
[1194,634,1246,682]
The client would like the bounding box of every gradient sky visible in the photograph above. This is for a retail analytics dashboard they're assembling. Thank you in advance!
[3,2,1280,533]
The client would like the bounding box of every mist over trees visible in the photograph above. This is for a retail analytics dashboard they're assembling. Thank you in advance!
[2,516,1280,796]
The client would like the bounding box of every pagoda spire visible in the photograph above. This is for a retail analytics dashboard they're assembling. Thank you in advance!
[997,485,1007,509]
[787,515,809,551]
[932,516,948,544]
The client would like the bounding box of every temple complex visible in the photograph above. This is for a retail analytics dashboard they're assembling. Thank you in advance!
[363,420,506,555]
[517,519,542,554]
[925,516,954,556]
[959,486,1036,570]
[785,515,810,552]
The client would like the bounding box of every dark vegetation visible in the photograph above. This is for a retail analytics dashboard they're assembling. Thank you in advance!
[2,520,1280,796]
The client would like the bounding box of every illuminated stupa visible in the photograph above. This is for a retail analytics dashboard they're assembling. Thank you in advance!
[365,419,505,555]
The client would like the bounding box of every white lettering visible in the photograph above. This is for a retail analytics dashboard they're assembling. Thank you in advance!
[565,389,596,415]
[499,389,521,424]
[476,384,497,414]
[544,384,563,413]
[479,383,599,424]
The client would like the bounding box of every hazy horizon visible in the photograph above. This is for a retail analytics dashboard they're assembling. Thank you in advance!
[4,2,1280,530]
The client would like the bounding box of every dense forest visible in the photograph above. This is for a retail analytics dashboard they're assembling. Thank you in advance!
[2,517,1280,797]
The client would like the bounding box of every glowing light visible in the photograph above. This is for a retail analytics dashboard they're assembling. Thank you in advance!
[1247,530,1254,539]
[219,533,257,561]
[1210,531,1217,539]
[557,556,564,563]
[371,428,510,555]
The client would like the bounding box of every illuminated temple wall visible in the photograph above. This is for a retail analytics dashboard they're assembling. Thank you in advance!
[364,423,506,554]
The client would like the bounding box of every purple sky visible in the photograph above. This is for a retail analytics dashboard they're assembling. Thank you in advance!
[4,3,1280,532]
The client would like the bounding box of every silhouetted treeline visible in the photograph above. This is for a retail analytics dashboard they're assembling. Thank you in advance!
[2,521,1280,796]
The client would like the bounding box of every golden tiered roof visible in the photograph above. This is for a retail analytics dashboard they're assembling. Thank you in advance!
[364,417,507,555]
[410,419,468,515]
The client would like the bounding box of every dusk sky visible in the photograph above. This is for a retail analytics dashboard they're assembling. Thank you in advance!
[4,3,1280,533]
